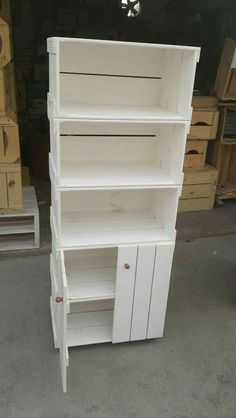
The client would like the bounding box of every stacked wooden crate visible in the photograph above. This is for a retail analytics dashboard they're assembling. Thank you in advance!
[210,38,236,203]
[179,96,219,212]
[0,13,22,211]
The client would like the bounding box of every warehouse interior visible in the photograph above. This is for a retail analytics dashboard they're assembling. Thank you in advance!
[0,0,236,416]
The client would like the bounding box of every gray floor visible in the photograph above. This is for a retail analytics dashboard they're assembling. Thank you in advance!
[1,235,236,418]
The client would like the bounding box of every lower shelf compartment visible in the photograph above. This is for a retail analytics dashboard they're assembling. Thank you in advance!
[67,310,113,347]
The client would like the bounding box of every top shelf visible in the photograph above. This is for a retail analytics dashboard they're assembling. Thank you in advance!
[48,37,200,122]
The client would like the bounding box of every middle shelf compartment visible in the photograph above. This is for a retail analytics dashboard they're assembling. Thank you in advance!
[49,119,189,189]
[51,187,180,248]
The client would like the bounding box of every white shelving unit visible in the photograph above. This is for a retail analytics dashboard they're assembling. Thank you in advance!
[48,37,200,392]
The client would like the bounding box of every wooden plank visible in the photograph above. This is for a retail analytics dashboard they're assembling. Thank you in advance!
[214,38,236,100]
[0,0,12,24]
[178,190,216,212]
[130,244,156,341]
[0,126,20,163]
[0,18,11,68]
[21,166,30,186]
[0,159,21,172]
[227,69,236,96]
[188,125,218,140]
[147,242,175,339]
[0,172,7,207]
[191,110,218,126]
[185,140,208,154]
[6,172,22,208]
[183,165,218,185]
[112,245,137,343]
[181,183,213,199]
[184,153,206,169]
[192,96,218,109]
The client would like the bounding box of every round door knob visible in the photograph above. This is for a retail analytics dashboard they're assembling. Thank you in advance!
[124,263,130,270]
[55,296,63,303]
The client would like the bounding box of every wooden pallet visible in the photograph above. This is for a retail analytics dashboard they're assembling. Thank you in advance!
[0,186,40,251]
[214,38,236,101]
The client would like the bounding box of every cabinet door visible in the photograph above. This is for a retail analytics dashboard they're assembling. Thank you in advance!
[130,244,156,341]
[55,251,68,393]
[112,245,137,343]
[147,242,175,339]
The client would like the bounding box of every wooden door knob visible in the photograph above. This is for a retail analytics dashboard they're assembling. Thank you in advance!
[55,296,63,303]
[124,263,130,270]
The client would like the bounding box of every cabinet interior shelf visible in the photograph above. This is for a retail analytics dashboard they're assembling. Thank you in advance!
[67,310,113,347]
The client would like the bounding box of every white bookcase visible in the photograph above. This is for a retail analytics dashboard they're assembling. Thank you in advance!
[48,37,200,392]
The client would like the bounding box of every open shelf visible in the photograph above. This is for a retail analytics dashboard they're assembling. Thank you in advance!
[51,188,179,248]
[67,310,113,347]
[64,248,117,302]
[50,121,187,189]
[48,37,199,121]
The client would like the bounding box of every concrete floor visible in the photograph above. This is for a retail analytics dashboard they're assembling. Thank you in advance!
[1,234,236,418]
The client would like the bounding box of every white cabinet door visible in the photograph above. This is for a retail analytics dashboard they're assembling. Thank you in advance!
[130,244,156,341]
[56,251,68,393]
[112,245,137,343]
[147,242,175,339]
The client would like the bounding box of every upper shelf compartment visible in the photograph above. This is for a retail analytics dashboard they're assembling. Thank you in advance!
[47,37,200,122]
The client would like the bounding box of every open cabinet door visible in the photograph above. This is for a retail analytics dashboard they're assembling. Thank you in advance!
[57,250,68,393]
[112,245,137,343]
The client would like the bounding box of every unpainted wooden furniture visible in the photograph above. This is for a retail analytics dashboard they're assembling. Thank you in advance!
[179,165,218,212]
[48,37,200,392]
[181,96,219,210]
[209,102,236,202]
[214,38,236,101]
[0,186,39,250]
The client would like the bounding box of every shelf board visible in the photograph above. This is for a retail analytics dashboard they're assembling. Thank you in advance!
[0,220,34,235]
[67,267,116,302]
[61,213,175,248]
[59,103,185,122]
[67,310,113,347]
[0,234,35,251]
[59,162,178,189]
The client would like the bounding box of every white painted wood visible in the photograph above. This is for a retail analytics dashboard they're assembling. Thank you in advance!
[57,250,68,393]
[51,188,179,249]
[130,244,156,341]
[67,310,113,347]
[0,187,40,251]
[48,37,200,120]
[147,242,175,339]
[112,245,137,343]
[48,36,199,392]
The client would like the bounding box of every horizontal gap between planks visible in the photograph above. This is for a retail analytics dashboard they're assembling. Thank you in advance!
[60,134,156,137]
[60,71,161,80]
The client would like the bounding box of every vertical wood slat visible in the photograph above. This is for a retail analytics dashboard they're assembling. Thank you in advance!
[7,172,22,208]
[112,245,137,343]
[0,172,7,207]
[130,244,156,341]
[147,243,175,339]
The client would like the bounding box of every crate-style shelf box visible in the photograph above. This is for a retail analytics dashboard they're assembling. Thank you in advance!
[49,120,189,189]
[47,37,199,122]
[51,187,180,248]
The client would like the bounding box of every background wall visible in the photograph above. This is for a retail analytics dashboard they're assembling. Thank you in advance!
[11,0,236,177]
